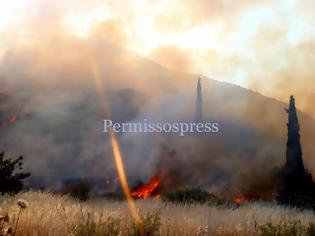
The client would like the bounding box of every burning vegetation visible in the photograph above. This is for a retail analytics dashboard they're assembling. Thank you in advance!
[1,75,315,211]
[131,174,161,199]
[0,93,23,128]
[233,193,274,205]
[233,96,315,208]
[234,195,247,205]
[128,95,315,209]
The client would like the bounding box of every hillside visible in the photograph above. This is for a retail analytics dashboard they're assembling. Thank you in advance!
[0,40,315,193]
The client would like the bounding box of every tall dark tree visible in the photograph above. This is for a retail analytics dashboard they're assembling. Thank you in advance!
[277,96,315,209]
[0,152,30,195]
[195,78,203,123]
[285,95,305,175]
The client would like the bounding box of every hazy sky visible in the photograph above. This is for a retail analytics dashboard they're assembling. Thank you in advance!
[0,0,315,117]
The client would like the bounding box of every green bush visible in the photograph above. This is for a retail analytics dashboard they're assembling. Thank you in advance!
[162,187,221,205]
[0,152,30,195]
[102,192,125,201]
[73,214,121,236]
[67,181,91,201]
[307,223,315,236]
[258,220,310,236]
[73,211,161,236]
[129,211,161,236]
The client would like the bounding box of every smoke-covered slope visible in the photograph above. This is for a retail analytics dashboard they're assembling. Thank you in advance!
[0,39,315,192]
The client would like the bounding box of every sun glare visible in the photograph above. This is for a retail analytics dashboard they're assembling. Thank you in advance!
[0,1,28,33]
[0,0,312,93]
[62,6,111,38]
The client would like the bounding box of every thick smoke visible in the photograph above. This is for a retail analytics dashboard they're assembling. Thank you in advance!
[1,36,315,196]
[1,2,315,195]
[2,1,315,119]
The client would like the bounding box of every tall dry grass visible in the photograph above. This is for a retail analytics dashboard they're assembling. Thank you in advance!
[0,192,314,235]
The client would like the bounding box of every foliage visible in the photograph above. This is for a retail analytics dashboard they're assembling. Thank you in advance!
[258,220,315,236]
[162,187,222,205]
[307,223,315,236]
[73,211,161,236]
[278,96,315,210]
[0,199,28,236]
[0,152,30,195]
[129,211,161,236]
[73,214,121,236]
[102,192,125,201]
[67,181,91,201]
[2,192,315,236]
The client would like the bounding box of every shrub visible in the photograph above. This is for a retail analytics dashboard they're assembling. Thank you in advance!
[162,187,221,205]
[102,192,124,201]
[258,220,305,236]
[130,211,161,236]
[0,199,29,235]
[67,181,91,201]
[0,152,30,195]
[73,214,121,236]
[307,223,315,236]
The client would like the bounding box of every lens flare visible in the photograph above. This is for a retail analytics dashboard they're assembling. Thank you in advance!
[109,129,141,224]
[90,59,143,227]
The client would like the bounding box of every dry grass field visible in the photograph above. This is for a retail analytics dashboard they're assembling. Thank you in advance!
[0,192,315,236]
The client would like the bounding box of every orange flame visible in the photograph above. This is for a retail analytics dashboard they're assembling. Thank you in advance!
[234,194,266,205]
[234,195,247,205]
[131,174,161,199]
[8,105,22,124]
[9,115,17,123]
[1,104,23,128]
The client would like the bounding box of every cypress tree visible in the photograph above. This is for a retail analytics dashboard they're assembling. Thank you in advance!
[278,96,315,209]
[195,78,202,123]
[285,95,304,175]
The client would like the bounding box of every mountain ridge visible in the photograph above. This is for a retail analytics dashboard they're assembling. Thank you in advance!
[0,40,314,190]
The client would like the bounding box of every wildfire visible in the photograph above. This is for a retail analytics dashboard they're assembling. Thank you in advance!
[234,194,269,205]
[234,195,247,205]
[131,174,161,199]
[9,115,17,123]
[0,104,23,128]
[8,105,22,123]
[90,59,143,231]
